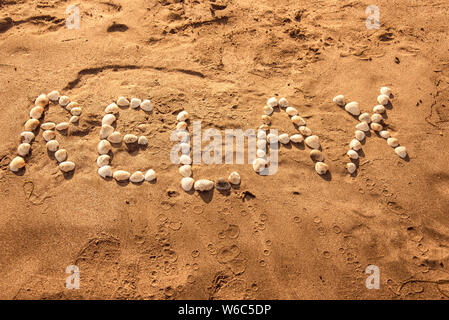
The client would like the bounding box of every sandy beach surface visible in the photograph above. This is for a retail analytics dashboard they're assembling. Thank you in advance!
[1,0,449,299]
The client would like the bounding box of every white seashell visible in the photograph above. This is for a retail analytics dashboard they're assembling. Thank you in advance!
[257,130,266,140]
[262,115,271,125]
[355,130,365,141]
[42,130,56,141]
[228,172,241,185]
[180,154,192,165]
[279,97,289,108]
[145,169,156,181]
[380,87,392,97]
[315,162,329,175]
[252,158,267,172]
[377,94,389,105]
[47,90,60,101]
[130,98,142,109]
[35,94,49,107]
[59,96,70,107]
[138,136,148,145]
[305,135,320,149]
[278,133,290,144]
[98,165,112,178]
[105,103,120,114]
[30,106,44,119]
[179,165,192,177]
[264,105,274,115]
[291,115,306,126]
[107,132,122,144]
[177,111,189,122]
[379,130,390,139]
[373,105,386,114]
[347,150,359,160]
[267,97,278,108]
[290,134,304,143]
[310,149,324,162]
[55,149,67,162]
[347,162,357,174]
[344,102,360,116]
[113,170,130,181]
[65,102,78,111]
[370,123,383,132]
[257,139,267,149]
[102,114,116,126]
[59,161,75,172]
[46,140,59,152]
[70,116,79,123]
[176,131,189,142]
[130,171,145,183]
[117,96,130,107]
[97,140,111,154]
[194,179,214,191]
[333,95,345,107]
[256,149,266,158]
[9,156,25,172]
[140,99,153,112]
[123,134,138,144]
[176,122,188,130]
[97,155,110,167]
[358,113,371,123]
[24,119,39,131]
[56,122,69,131]
[100,124,114,139]
[267,133,278,144]
[356,121,370,132]
[259,124,269,131]
[299,126,312,136]
[20,131,35,143]
[387,137,399,147]
[181,177,195,191]
[40,122,55,130]
[17,143,31,156]
[395,146,407,158]
[371,113,383,123]
[349,139,362,151]
[286,107,298,116]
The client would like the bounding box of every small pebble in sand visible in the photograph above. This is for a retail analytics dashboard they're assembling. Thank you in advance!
[333,95,345,107]
[98,165,112,178]
[370,123,383,132]
[179,165,192,177]
[299,126,312,136]
[310,149,324,162]
[181,177,195,191]
[97,155,110,167]
[262,115,271,125]
[380,87,392,97]
[252,158,267,172]
[30,106,44,119]
[256,149,266,158]
[65,102,78,111]
[279,97,289,108]
[138,136,148,145]
[46,140,59,152]
[59,161,75,173]
[107,132,122,144]
[9,156,25,172]
[346,162,357,174]
[20,131,35,143]
[194,179,214,191]
[130,98,142,109]
[117,96,130,107]
[267,97,278,108]
[355,130,365,141]
[345,102,360,116]
[264,105,274,115]
[41,122,55,130]
[24,119,39,131]
[278,133,290,144]
[315,162,329,175]
[347,150,359,160]
[349,139,362,151]
[56,122,69,131]
[97,140,111,154]
[105,103,120,114]
[371,113,383,123]
[113,170,130,182]
[42,130,56,142]
[130,171,145,183]
[387,137,399,147]
[145,169,156,181]
[55,149,67,162]
[59,96,70,107]
[286,107,298,116]
[17,143,31,157]
[100,124,114,139]
[102,114,116,126]
[373,105,386,114]
[140,99,153,112]
[123,134,138,144]
[395,146,407,158]
[35,94,49,107]
[47,90,60,101]
[305,135,320,149]
[180,154,192,165]
[358,113,371,123]
[228,171,241,185]
[177,111,189,122]
[290,134,304,143]
[379,130,390,139]
[377,94,390,105]
[291,115,306,126]
[215,178,231,191]
[69,116,79,123]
